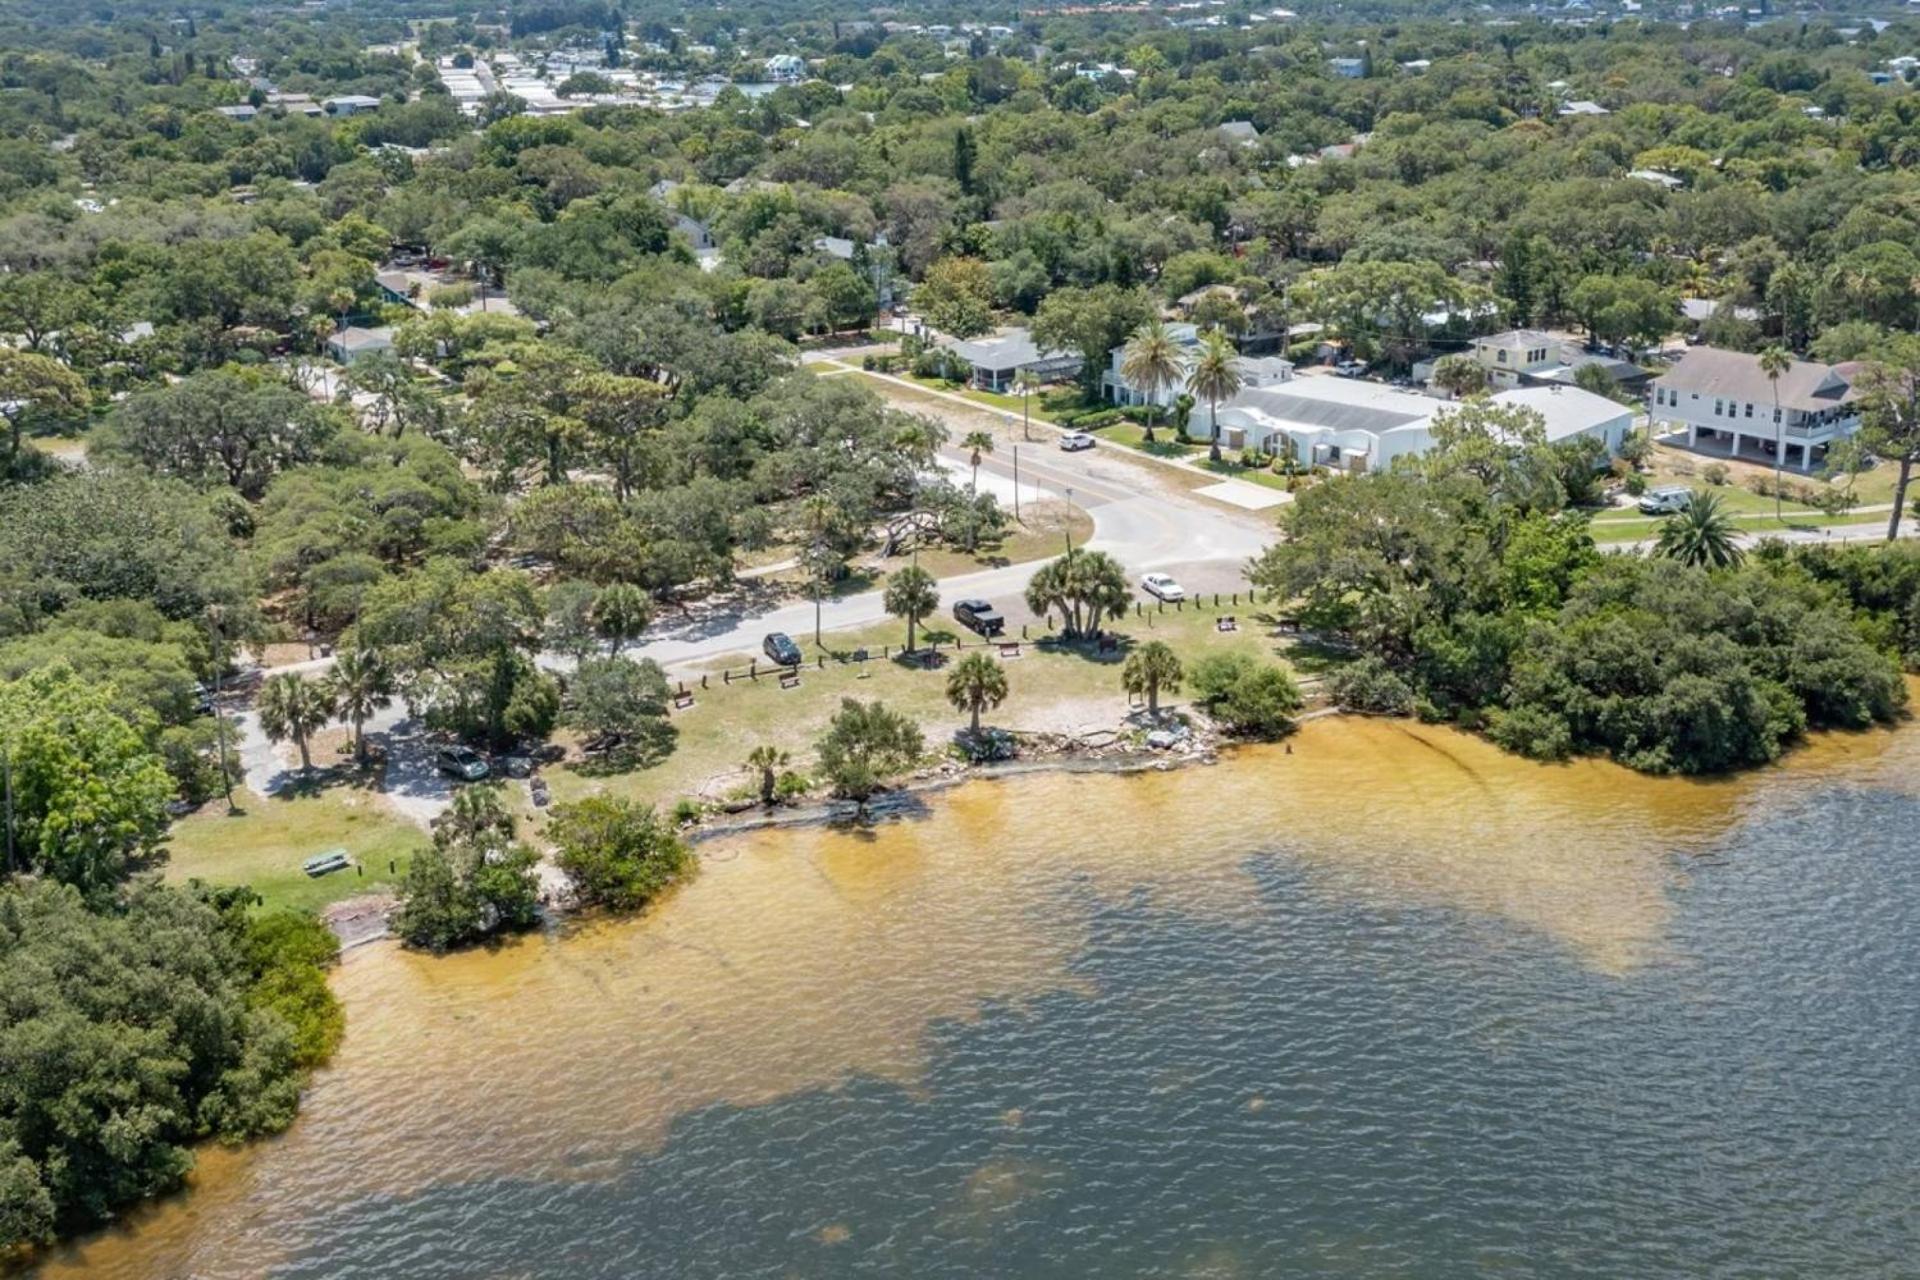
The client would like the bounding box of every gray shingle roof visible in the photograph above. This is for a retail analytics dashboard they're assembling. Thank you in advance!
[1654,347,1853,413]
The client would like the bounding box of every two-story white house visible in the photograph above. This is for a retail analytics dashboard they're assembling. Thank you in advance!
[1100,324,1295,409]
[1649,347,1860,471]
[1473,330,1558,386]
[1461,329,1652,395]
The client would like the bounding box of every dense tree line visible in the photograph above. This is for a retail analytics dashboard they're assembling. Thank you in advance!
[1252,422,1916,774]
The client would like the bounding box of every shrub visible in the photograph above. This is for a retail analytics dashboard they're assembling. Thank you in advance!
[1624,472,1648,496]
[1188,651,1258,704]
[1702,462,1730,486]
[1327,655,1416,714]
[548,795,693,913]
[1485,704,1574,760]
[1189,652,1303,737]
[1211,665,1303,737]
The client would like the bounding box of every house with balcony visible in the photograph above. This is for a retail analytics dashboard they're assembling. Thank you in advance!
[1648,347,1860,471]
[1101,324,1295,408]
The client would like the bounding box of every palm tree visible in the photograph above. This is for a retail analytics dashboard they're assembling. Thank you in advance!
[1187,329,1244,464]
[325,648,393,765]
[1759,345,1791,522]
[961,430,995,494]
[257,672,337,774]
[1655,490,1744,569]
[744,745,788,806]
[1431,353,1489,400]
[1011,368,1042,442]
[883,564,939,652]
[1122,641,1183,717]
[1120,319,1183,444]
[945,652,1009,736]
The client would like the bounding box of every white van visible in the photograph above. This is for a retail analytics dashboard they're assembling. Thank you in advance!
[1637,485,1694,516]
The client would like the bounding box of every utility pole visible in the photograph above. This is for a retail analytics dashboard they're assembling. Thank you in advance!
[3,750,14,879]
[207,606,237,813]
[1012,445,1021,522]
[1063,486,1075,557]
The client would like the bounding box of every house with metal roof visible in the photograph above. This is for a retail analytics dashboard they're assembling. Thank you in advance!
[323,94,384,117]
[1212,378,1629,471]
[1649,346,1860,471]
[942,328,1081,392]
[326,326,395,365]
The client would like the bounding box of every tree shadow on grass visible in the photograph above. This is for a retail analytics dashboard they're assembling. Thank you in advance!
[1034,631,1135,665]
[568,719,680,778]
[269,762,373,800]
[1282,634,1360,677]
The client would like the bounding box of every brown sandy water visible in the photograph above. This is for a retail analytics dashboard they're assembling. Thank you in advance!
[26,708,1920,1279]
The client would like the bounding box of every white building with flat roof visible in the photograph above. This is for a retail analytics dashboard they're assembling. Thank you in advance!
[1213,378,1630,471]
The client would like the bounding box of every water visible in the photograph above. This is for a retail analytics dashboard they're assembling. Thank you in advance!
[27,712,1920,1278]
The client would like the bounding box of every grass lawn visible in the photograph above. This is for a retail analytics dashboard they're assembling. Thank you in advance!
[546,602,1298,815]
[897,372,1060,423]
[1192,458,1297,492]
[910,501,1094,578]
[740,504,1093,600]
[1590,481,1821,526]
[29,432,89,462]
[164,785,428,913]
[1095,421,1198,457]
[1588,506,1887,545]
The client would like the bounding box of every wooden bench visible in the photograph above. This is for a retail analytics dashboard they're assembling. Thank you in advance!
[672,690,695,710]
[1096,635,1119,655]
[779,671,802,690]
[998,641,1023,660]
[1217,616,1238,633]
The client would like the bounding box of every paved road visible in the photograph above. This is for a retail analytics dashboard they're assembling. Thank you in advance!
[637,431,1274,669]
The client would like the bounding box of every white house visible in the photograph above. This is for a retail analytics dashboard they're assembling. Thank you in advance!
[323,94,384,117]
[1211,378,1629,471]
[763,54,807,81]
[327,326,395,365]
[943,328,1081,392]
[1454,330,1651,396]
[1102,324,1295,408]
[1649,346,1860,470]
[1473,329,1557,386]
[1493,384,1635,456]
